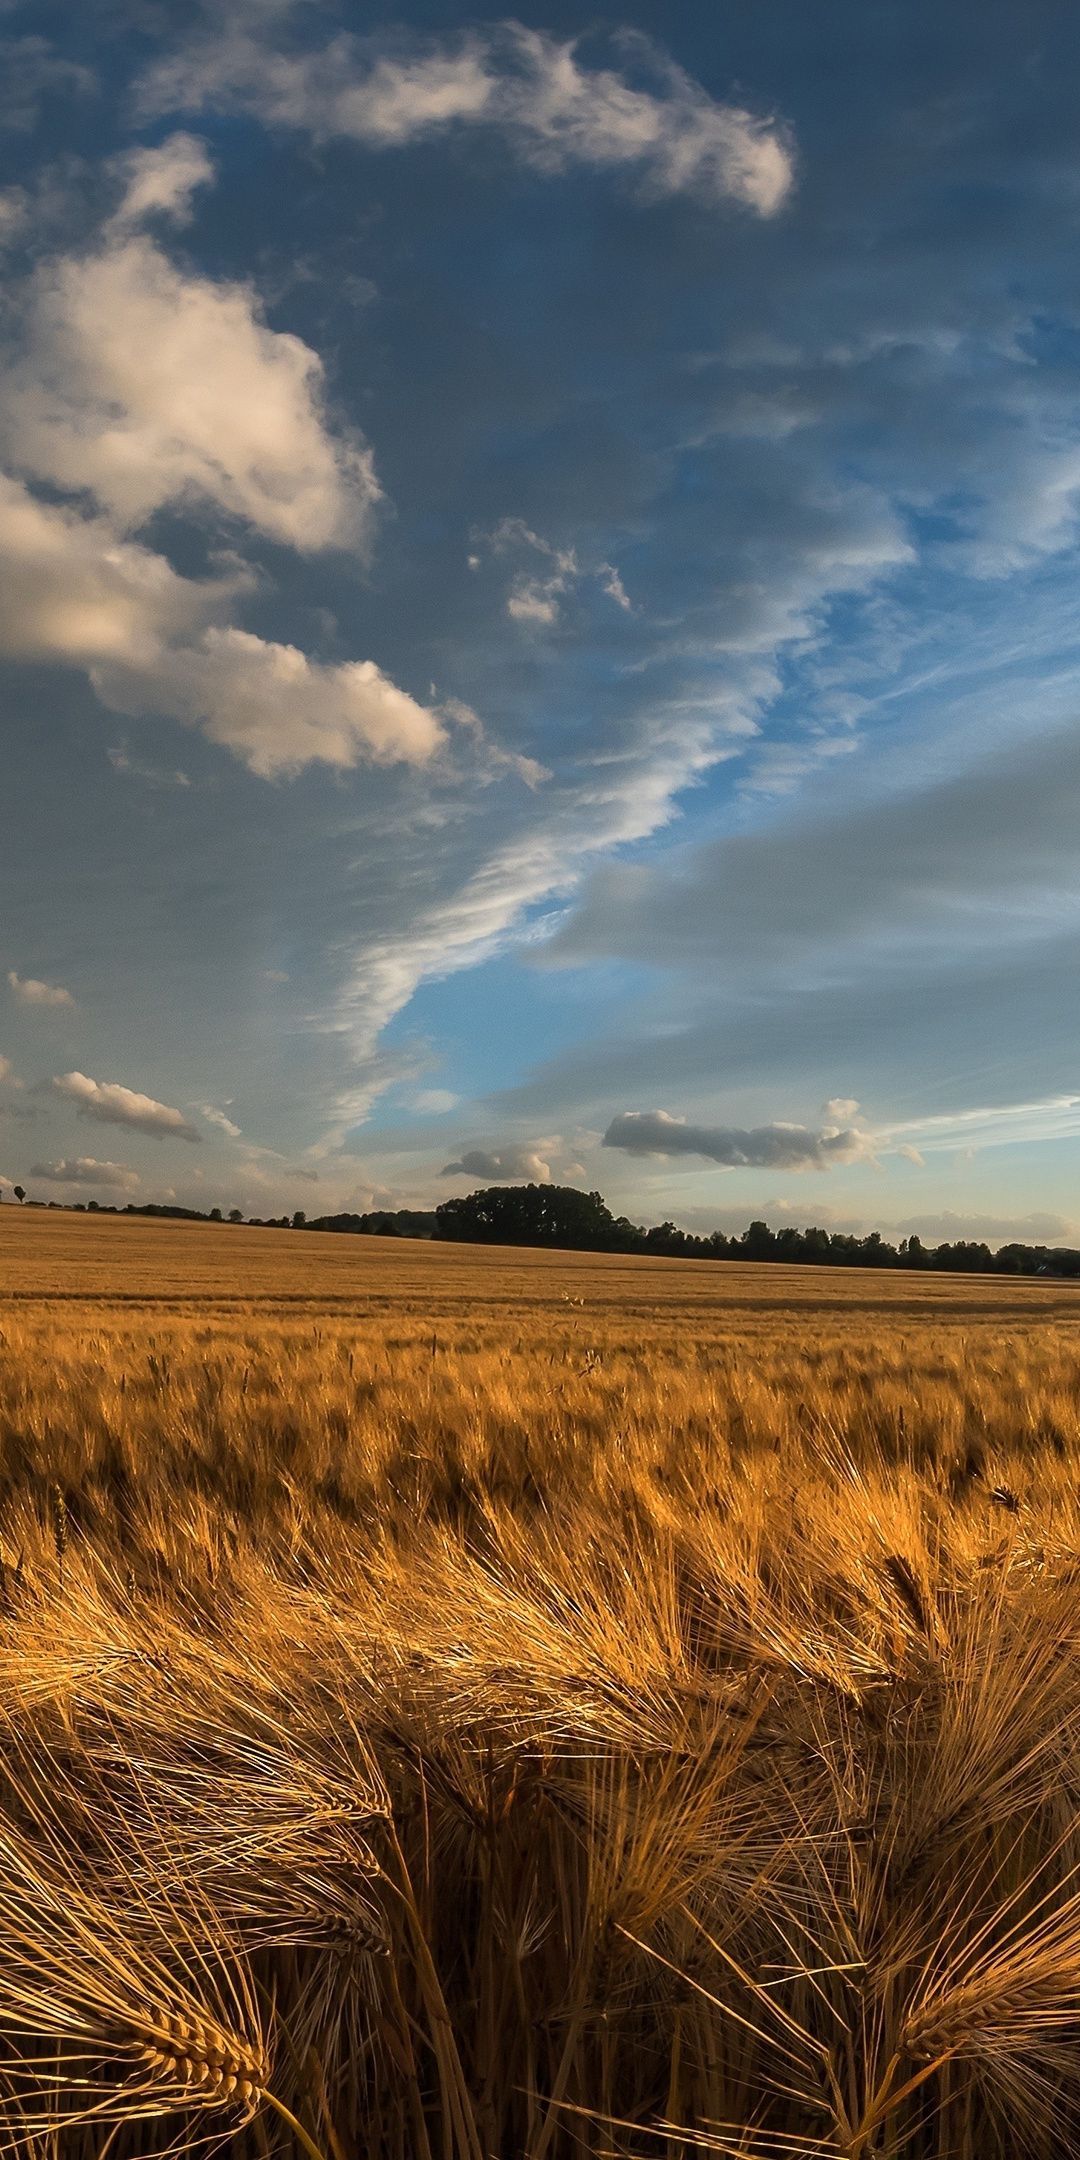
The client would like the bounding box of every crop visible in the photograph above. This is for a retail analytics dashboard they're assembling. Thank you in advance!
[1,1209,1080,2157]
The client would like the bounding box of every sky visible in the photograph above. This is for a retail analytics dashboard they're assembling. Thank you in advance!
[3,0,1080,1241]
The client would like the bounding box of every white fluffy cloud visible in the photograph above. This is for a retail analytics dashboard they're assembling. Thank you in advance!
[0,476,445,776]
[51,1071,201,1142]
[603,1109,874,1171]
[7,969,74,1008]
[4,209,376,551]
[30,1157,139,1190]
[100,626,446,778]
[143,26,793,216]
[0,140,454,780]
[441,1143,556,1182]
[0,475,218,667]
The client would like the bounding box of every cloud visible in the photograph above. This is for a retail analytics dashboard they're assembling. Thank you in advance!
[412,1089,459,1115]
[199,1103,242,1139]
[441,1143,555,1183]
[0,138,452,780]
[879,1094,1080,1157]
[0,475,221,668]
[478,519,631,631]
[556,718,1080,983]
[107,747,191,789]
[0,1057,30,1117]
[602,1109,874,1171]
[893,1210,1075,1246]
[124,630,446,778]
[109,132,215,229]
[30,1157,138,1190]
[504,933,1080,1147]
[7,969,74,1009]
[51,1072,201,1142]
[3,193,377,551]
[0,474,445,777]
[507,581,562,628]
[142,25,793,215]
[325,703,748,1137]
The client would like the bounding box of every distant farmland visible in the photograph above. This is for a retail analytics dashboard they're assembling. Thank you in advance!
[0,1207,1079,2159]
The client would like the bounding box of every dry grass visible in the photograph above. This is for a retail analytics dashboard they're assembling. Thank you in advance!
[2,1209,1080,2157]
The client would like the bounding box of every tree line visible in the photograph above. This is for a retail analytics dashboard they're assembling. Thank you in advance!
[432,1183,1080,1275]
[6,1184,1079,1277]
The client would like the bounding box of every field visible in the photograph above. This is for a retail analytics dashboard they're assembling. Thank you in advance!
[3,1210,1080,2159]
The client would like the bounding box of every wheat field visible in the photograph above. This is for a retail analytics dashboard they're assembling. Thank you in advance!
[2,1209,1080,2158]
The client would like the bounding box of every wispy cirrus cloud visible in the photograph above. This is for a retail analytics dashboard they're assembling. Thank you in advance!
[199,1103,243,1139]
[141,23,794,216]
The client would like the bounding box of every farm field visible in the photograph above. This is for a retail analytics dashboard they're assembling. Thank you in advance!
[2,1210,1080,2158]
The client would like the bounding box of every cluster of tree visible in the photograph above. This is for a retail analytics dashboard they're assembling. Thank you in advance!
[244,1210,439,1234]
[433,1184,1080,1276]
[298,1209,439,1238]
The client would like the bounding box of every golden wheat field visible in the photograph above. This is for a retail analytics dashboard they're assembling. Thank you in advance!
[4,1210,1080,2159]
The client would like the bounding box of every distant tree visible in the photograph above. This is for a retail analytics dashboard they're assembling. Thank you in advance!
[13,1186,25,1204]
[228,1208,243,1223]
[209,1207,222,1222]
[292,1210,307,1229]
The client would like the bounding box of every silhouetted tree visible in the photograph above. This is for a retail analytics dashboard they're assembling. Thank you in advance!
[12,1187,24,1204]
[436,1183,620,1250]
[741,1220,776,1260]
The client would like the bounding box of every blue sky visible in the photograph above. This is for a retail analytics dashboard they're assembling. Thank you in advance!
[2,0,1080,1240]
